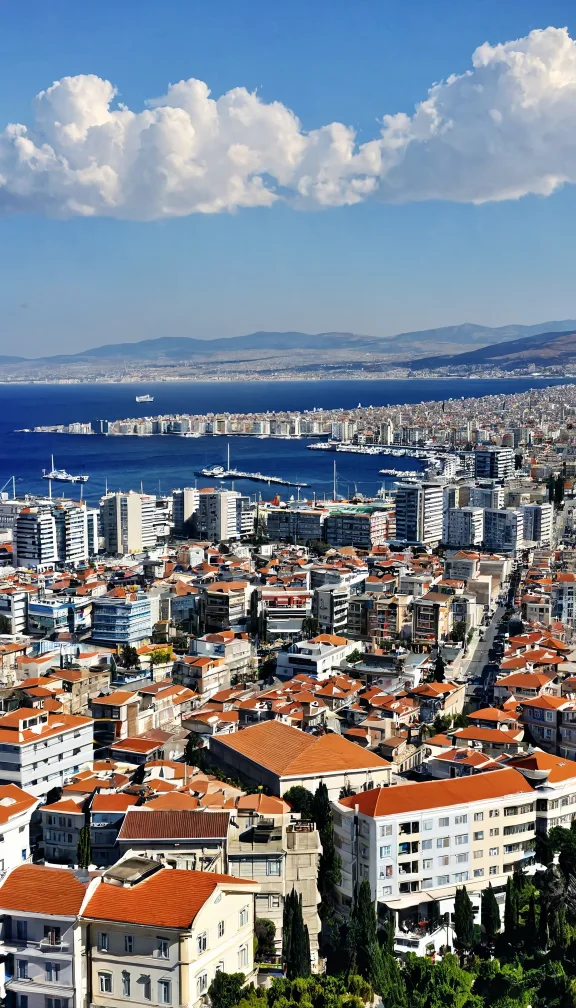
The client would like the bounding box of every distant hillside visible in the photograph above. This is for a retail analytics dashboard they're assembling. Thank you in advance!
[406,328,576,371]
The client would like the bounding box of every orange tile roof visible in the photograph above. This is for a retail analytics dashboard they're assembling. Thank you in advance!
[91,794,140,812]
[507,749,576,783]
[0,864,90,915]
[145,793,201,810]
[42,798,85,814]
[83,868,255,928]
[213,720,390,776]
[496,672,553,688]
[339,767,534,816]
[0,784,38,823]
[453,726,523,743]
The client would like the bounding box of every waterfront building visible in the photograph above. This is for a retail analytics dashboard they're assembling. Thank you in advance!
[196,490,253,542]
[265,507,326,544]
[324,507,390,549]
[14,508,57,568]
[394,482,443,545]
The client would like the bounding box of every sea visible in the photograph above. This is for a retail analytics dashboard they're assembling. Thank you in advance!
[0,378,573,505]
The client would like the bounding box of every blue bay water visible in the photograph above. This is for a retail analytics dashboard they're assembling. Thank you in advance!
[0,378,572,505]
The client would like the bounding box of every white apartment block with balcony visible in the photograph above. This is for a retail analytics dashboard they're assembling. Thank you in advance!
[333,767,538,954]
[0,710,93,798]
[100,493,157,556]
[445,508,484,548]
[394,483,443,546]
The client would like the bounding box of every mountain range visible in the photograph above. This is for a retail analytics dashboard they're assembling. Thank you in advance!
[406,328,576,371]
[3,318,576,365]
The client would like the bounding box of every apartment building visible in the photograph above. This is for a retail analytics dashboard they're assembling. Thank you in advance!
[14,509,58,569]
[483,508,524,554]
[100,492,157,556]
[91,592,152,646]
[196,490,253,541]
[522,503,554,546]
[0,864,90,1008]
[0,589,29,635]
[552,572,576,628]
[276,633,356,680]
[199,582,253,634]
[324,508,390,550]
[312,583,350,636]
[116,810,230,871]
[445,508,484,548]
[227,796,322,962]
[171,488,200,538]
[265,507,326,544]
[333,767,536,952]
[394,482,443,545]
[0,709,93,798]
[474,447,515,480]
[82,858,259,1008]
[412,592,453,646]
[258,589,313,641]
[40,795,86,865]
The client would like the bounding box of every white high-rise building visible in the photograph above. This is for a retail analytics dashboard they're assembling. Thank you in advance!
[196,490,254,541]
[469,485,506,509]
[172,488,200,537]
[100,492,157,555]
[483,508,524,554]
[446,507,484,548]
[474,447,514,481]
[53,500,89,565]
[14,508,58,568]
[394,482,443,545]
[522,503,554,546]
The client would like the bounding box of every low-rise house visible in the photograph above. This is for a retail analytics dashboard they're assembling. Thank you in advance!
[41,796,85,865]
[451,724,524,757]
[172,655,228,700]
[426,746,502,779]
[276,634,356,681]
[90,794,141,867]
[210,719,392,800]
[0,784,38,872]
[493,672,556,704]
[117,809,230,871]
[408,681,466,723]
[519,696,574,755]
[82,857,259,1008]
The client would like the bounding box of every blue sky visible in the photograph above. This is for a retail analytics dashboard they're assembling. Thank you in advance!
[1,0,576,355]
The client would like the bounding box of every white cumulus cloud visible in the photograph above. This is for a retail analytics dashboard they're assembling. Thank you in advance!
[1,25,576,219]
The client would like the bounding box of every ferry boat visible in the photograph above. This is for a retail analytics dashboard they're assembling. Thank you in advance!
[42,455,88,483]
[135,394,154,403]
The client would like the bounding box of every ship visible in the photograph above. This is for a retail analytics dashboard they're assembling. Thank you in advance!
[42,455,88,483]
[135,394,154,403]
[197,465,226,478]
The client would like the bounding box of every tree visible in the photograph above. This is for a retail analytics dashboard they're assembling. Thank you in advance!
[301,616,320,639]
[120,645,140,669]
[433,652,446,683]
[453,885,475,953]
[312,783,341,902]
[282,890,310,979]
[555,474,565,508]
[0,614,11,634]
[432,713,452,735]
[109,654,117,677]
[255,919,276,961]
[504,877,519,943]
[306,540,330,557]
[515,453,523,471]
[208,972,246,1008]
[45,786,63,806]
[284,786,314,820]
[346,649,364,665]
[149,648,171,669]
[481,883,501,943]
[312,782,331,834]
[452,713,469,729]
[77,823,91,869]
[184,734,207,770]
[349,880,386,995]
[548,474,556,504]
[450,621,467,643]
[403,953,474,1008]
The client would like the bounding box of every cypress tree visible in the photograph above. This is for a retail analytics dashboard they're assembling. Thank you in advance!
[312,782,331,833]
[481,883,501,943]
[525,891,537,939]
[351,879,386,994]
[282,890,295,971]
[453,886,475,952]
[504,876,518,942]
[77,823,91,869]
[284,890,310,979]
[312,782,341,901]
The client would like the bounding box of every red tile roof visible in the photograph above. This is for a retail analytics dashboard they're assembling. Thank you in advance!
[118,809,230,841]
[0,864,90,915]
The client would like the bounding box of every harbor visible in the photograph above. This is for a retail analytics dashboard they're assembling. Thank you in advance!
[196,447,309,487]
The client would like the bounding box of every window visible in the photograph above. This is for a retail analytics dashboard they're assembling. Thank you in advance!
[46,1000,67,1008]
[421,839,432,850]
[473,849,484,859]
[16,920,27,941]
[238,944,249,969]
[504,806,518,817]
[489,809,500,818]
[380,824,392,837]
[380,846,391,857]
[141,977,151,1001]
[422,877,433,888]
[474,831,484,840]
[46,964,60,982]
[239,906,249,927]
[489,847,499,857]
[267,860,281,876]
[437,837,449,848]
[381,886,392,896]
[489,866,498,876]
[473,812,484,822]
[122,972,131,998]
[99,974,112,994]
[439,817,449,827]
[473,868,485,878]
[197,932,207,954]
[423,859,433,869]
[218,921,225,938]
[196,975,208,996]
[454,872,469,883]
[216,962,225,973]
[490,828,500,837]
[455,815,468,824]
[423,819,433,831]
[98,932,109,952]
[17,960,28,980]
[456,853,468,864]
[44,927,61,946]
[455,834,469,846]
[125,935,134,954]
[157,939,169,959]
[437,875,450,886]
[271,896,280,909]
[16,998,27,1008]
[438,855,450,867]
[158,980,171,1004]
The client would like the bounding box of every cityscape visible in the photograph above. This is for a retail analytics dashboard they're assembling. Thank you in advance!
[3,3,576,1008]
